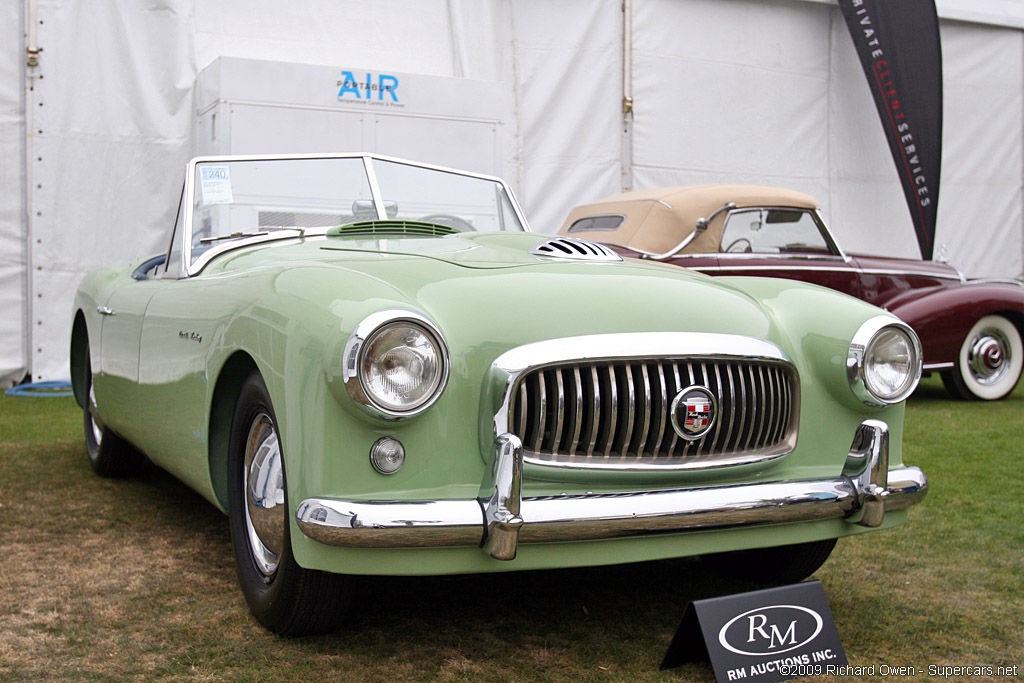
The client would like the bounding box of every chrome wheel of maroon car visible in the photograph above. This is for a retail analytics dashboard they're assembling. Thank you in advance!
[561,184,1024,401]
[943,315,1024,401]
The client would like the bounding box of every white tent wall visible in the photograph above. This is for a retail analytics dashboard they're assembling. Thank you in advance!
[4,0,1024,384]
[630,0,833,202]
[510,0,624,233]
[24,0,196,383]
[1,1,27,386]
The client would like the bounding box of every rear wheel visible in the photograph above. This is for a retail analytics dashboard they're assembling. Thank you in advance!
[942,314,1023,401]
[227,371,352,635]
[701,538,837,584]
[82,343,143,477]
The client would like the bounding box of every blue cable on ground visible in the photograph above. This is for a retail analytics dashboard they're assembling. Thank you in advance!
[4,381,74,397]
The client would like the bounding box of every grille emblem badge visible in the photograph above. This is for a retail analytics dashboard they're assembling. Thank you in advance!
[670,386,717,441]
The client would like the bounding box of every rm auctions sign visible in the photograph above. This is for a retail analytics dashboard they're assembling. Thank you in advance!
[662,581,847,682]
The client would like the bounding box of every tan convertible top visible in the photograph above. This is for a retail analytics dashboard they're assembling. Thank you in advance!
[558,184,821,255]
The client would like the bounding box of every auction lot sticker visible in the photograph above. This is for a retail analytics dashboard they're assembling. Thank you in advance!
[661,581,846,682]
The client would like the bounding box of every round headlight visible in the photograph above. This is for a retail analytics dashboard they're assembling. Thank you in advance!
[849,318,922,405]
[343,310,449,418]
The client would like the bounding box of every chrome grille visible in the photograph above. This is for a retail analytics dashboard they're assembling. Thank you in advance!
[509,359,798,468]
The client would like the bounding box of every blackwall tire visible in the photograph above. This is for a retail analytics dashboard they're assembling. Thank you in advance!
[942,314,1023,401]
[701,538,837,585]
[227,371,352,636]
[82,342,143,478]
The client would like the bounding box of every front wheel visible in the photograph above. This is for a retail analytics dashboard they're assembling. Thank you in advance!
[82,342,143,477]
[942,314,1023,401]
[701,538,837,584]
[227,371,352,635]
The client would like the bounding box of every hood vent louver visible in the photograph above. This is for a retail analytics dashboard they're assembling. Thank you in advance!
[326,220,461,238]
[530,237,622,261]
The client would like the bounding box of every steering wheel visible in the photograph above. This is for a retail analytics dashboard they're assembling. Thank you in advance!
[418,214,475,232]
[725,237,753,253]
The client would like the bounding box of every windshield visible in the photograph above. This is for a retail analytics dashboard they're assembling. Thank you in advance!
[719,208,836,256]
[184,154,526,273]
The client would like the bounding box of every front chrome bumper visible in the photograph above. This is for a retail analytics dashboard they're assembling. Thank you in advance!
[295,420,927,561]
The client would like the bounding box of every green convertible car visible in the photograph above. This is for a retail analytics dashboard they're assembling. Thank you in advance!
[71,154,928,635]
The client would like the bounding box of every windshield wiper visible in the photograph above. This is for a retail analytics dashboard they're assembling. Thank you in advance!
[199,231,268,244]
[198,226,307,244]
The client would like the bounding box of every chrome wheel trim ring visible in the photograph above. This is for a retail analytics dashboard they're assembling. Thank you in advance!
[968,328,1011,386]
[242,412,285,577]
[87,383,104,452]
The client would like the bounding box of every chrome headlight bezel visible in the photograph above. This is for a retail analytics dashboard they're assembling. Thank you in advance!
[847,316,922,406]
[342,309,450,420]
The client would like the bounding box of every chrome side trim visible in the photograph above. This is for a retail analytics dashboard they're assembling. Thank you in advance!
[693,263,963,281]
[966,277,1024,287]
[922,362,955,370]
[295,422,927,557]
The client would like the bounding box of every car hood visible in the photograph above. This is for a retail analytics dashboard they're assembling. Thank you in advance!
[318,231,616,269]
[213,231,891,369]
[216,231,789,345]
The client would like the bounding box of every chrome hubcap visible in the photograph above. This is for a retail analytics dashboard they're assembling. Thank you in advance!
[968,329,1011,386]
[87,383,104,449]
[243,412,285,576]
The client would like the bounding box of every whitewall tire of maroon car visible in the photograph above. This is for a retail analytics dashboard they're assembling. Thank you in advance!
[944,314,1024,401]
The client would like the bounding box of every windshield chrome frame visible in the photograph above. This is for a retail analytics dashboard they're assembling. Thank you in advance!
[174,153,531,278]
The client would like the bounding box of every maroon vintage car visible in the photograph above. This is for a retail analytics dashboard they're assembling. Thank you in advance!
[559,184,1024,401]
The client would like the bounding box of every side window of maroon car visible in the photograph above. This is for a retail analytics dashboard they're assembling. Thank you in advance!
[720,209,831,255]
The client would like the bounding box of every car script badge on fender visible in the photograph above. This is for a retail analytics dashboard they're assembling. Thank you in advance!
[670,386,716,440]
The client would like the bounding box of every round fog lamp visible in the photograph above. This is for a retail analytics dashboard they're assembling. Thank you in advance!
[370,437,405,474]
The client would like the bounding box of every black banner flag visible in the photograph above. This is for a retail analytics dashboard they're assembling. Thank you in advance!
[839,0,942,260]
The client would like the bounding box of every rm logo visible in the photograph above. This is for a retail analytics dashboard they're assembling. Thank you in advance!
[719,605,823,656]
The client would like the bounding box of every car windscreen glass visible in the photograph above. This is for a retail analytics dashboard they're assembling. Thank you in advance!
[190,158,373,265]
[370,159,525,233]
[720,208,834,255]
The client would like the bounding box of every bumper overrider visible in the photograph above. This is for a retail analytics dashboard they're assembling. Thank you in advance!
[296,419,927,561]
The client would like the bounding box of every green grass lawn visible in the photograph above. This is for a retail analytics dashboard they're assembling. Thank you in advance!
[0,376,1021,682]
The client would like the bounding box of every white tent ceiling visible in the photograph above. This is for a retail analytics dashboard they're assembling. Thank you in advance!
[2,0,1023,384]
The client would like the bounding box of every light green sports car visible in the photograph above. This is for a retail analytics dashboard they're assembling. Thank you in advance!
[71,154,927,635]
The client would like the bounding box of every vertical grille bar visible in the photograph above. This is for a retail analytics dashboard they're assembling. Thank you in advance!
[755,365,768,449]
[586,367,600,455]
[651,363,667,456]
[724,364,737,452]
[570,367,584,455]
[552,369,566,453]
[635,364,652,456]
[667,363,682,457]
[535,372,547,454]
[603,366,619,457]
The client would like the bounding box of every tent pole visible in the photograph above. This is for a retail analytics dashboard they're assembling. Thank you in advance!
[620,0,633,192]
